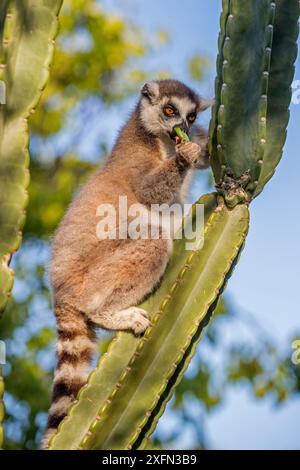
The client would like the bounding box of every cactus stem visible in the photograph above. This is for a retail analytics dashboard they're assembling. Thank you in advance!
[48,195,249,450]
[80,205,228,449]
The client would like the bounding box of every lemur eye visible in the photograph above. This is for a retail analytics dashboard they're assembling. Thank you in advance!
[163,106,175,117]
[187,113,197,123]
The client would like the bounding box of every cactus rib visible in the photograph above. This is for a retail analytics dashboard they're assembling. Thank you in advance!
[0,0,63,315]
[136,240,247,450]
[208,0,231,180]
[254,0,300,196]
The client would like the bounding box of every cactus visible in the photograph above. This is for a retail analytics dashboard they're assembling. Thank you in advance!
[209,0,299,202]
[0,0,63,450]
[49,194,249,450]
[47,0,299,449]
[0,0,63,315]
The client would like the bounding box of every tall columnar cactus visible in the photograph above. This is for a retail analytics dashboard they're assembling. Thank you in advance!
[0,0,63,450]
[48,0,299,450]
[0,0,63,315]
[209,0,299,201]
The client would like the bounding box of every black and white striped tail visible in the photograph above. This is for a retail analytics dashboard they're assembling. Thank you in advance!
[42,304,96,448]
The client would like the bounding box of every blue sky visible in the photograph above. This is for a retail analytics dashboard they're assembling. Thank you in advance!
[99,0,300,449]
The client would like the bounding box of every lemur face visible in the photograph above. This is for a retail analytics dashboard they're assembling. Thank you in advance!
[139,79,210,142]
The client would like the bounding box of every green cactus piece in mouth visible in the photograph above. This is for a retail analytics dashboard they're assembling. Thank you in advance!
[174,126,190,142]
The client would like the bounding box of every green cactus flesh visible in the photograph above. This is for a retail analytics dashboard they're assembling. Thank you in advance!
[174,127,190,142]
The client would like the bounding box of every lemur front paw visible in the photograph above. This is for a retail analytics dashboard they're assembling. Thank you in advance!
[127,307,151,335]
[175,141,202,167]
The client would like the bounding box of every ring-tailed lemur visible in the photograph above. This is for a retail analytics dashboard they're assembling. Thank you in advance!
[43,79,211,447]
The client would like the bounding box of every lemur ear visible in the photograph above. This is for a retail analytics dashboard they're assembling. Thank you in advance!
[141,81,160,103]
[198,98,214,112]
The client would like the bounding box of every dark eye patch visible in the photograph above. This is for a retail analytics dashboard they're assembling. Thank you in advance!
[187,112,197,123]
